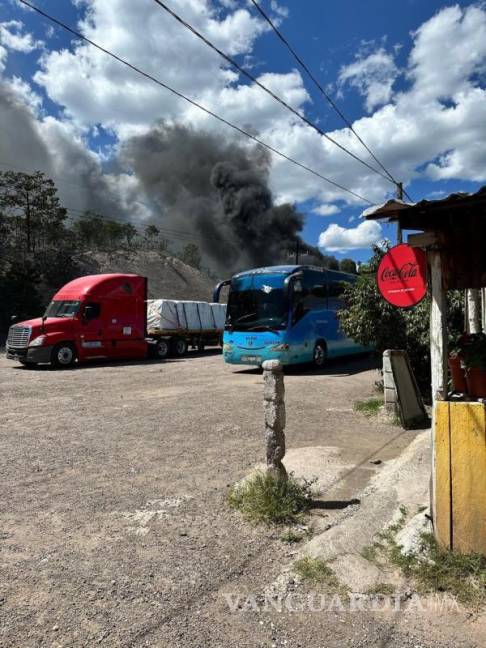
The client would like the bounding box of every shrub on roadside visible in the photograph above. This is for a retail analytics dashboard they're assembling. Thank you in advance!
[228,471,315,525]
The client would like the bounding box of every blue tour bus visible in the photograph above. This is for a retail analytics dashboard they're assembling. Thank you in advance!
[213,264,369,367]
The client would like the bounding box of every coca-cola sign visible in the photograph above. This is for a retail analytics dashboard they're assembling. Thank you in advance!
[377,244,427,308]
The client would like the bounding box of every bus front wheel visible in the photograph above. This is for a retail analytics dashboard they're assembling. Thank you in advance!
[312,341,327,368]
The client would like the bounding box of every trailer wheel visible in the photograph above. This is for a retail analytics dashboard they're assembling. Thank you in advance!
[171,337,188,357]
[51,342,77,368]
[312,341,327,368]
[154,339,170,360]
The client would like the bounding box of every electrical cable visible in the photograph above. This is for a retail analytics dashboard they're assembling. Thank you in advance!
[18,0,376,206]
[249,0,414,203]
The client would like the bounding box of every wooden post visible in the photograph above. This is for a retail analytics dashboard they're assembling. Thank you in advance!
[429,251,448,402]
[482,288,486,333]
[467,289,481,334]
[429,250,448,537]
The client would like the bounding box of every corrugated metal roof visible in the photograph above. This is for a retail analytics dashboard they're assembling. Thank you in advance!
[363,185,486,221]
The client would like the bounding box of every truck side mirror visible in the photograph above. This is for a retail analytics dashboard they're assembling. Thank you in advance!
[10,315,17,323]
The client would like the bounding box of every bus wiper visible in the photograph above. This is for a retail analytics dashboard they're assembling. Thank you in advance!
[233,312,257,324]
[246,325,281,333]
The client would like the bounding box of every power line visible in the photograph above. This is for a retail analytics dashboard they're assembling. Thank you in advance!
[249,0,414,203]
[18,0,375,206]
[151,0,394,186]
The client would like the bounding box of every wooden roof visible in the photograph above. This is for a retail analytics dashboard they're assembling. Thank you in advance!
[363,186,486,230]
[364,186,486,289]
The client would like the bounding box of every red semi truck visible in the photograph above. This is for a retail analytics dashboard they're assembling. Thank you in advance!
[5,273,223,368]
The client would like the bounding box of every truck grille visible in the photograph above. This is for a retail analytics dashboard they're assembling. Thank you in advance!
[7,326,31,349]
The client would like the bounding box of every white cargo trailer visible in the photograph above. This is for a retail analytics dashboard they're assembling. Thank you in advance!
[146,299,226,359]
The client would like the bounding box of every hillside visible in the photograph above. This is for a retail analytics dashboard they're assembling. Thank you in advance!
[74,250,218,302]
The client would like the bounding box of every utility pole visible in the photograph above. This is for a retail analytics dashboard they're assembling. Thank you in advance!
[396,182,403,245]
[295,240,300,265]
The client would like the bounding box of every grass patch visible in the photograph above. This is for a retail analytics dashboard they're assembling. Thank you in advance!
[365,583,396,596]
[228,471,315,525]
[394,533,486,607]
[294,557,338,585]
[280,529,306,544]
[353,398,382,416]
[294,557,349,596]
[360,544,380,563]
[361,507,486,607]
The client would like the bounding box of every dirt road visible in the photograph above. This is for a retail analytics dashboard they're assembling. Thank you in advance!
[0,352,477,647]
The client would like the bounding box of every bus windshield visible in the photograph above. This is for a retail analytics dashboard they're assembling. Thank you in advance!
[44,300,81,318]
[226,274,288,331]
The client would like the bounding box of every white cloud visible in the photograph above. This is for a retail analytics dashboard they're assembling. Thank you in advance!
[0,20,43,53]
[0,45,7,73]
[409,5,486,101]
[312,204,339,216]
[338,47,398,112]
[318,220,382,252]
[34,0,271,133]
[270,1,289,19]
[3,1,486,224]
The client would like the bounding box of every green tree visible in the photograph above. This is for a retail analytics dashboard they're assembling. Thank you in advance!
[145,224,160,241]
[0,258,44,331]
[320,254,339,270]
[180,242,201,269]
[339,258,357,274]
[122,222,138,247]
[71,211,106,249]
[0,170,67,254]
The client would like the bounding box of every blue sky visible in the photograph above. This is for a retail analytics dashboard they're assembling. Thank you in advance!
[1,0,486,265]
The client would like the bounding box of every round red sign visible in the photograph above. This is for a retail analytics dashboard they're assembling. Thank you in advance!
[377,244,427,308]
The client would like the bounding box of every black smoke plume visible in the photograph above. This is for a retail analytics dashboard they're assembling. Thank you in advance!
[122,123,322,273]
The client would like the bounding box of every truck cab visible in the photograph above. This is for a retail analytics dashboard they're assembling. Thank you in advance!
[6,274,147,367]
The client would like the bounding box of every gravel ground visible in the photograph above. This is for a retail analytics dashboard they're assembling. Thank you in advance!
[0,351,484,647]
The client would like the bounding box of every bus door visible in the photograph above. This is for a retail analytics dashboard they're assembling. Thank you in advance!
[288,277,314,363]
[326,278,348,355]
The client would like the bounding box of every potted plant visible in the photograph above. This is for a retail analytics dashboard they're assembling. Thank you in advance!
[461,333,486,398]
[448,346,467,394]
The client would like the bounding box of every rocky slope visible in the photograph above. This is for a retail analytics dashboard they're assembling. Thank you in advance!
[74,250,218,302]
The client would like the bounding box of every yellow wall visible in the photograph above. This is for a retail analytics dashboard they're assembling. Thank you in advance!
[434,401,486,554]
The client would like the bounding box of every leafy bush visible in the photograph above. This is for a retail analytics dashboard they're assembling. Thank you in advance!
[459,333,486,370]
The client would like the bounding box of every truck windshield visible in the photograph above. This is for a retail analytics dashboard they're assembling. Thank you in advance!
[226,274,288,331]
[44,300,81,318]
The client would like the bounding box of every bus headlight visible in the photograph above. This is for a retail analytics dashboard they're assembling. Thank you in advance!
[270,343,289,351]
[29,335,47,347]
[223,343,233,352]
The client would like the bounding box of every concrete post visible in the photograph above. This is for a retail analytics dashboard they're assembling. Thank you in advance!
[262,360,287,480]
[383,350,398,414]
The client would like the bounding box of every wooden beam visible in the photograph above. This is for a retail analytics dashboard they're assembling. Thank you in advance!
[429,250,448,402]
[482,288,486,333]
[467,289,481,334]
[408,232,438,248]
[429,250,448,542]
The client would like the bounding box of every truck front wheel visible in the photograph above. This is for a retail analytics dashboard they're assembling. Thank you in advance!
[51,343,77,368]
[171,338,188,357]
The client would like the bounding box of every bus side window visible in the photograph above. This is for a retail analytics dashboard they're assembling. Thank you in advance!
[327,281,346,310]
[309,284,327,309]
[291,281,309,324]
